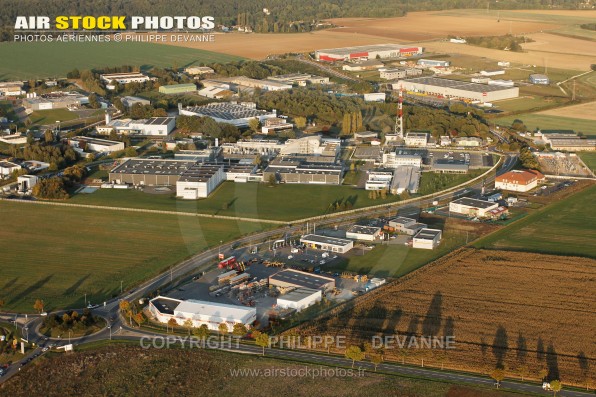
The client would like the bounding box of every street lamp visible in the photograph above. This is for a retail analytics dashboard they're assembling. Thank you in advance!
[68,330,71,344]
[108,323,112,340]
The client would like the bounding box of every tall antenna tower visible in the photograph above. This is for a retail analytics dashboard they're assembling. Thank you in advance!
[394,88,404,138]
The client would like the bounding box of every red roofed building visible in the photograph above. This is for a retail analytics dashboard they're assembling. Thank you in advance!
[495,170,545,192]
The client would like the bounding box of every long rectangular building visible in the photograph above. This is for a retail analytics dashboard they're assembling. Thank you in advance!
[179,102,277,127]
[269,269,336,291]
[449,197,498,217]
[316,44,423,62]
[394,76,519,102]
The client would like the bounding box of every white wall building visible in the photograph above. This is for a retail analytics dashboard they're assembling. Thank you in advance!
[382,152,423,168]
[346,225,382,241]
[149,296,256,331]
[17,175,38,193]
[404,132,429,147]
[0,161,21,177]
[100,72,150,85]
[276,288,322,312]
[176,164,225,199]
[449,197,499,217]
[495,170,544,192]
[96,114,175,137]
[300,234,353,254]
[412,228,442,249]
[67,136,125,153]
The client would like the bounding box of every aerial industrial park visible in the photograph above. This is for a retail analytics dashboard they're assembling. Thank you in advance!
[0,3,595,397]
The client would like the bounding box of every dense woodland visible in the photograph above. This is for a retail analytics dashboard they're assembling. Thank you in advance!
[0,0,590,39]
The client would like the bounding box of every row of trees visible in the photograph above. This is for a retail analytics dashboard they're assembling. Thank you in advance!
[13,143,78,170]
[465,34,532,52]
[176,115,242,142]
[32,164,88,199]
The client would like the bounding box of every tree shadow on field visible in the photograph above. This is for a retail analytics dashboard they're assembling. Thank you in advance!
[516,332,528,364]
[546,342,560,381]
[577,351,590,386]
[9,274,54,305]
[1,277,19,297]
[64,274,91,296]
[422,291,442,336]
[492,325,509,369]
[383,308,403,334]
[406,314,420,336]
[537,336,545,361]
[443,316,455,339]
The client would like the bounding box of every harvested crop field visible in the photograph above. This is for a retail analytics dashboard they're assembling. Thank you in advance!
[536,100,596,120]
[326,12,558,42]
[522,32,595,57]
[293,248,596,387]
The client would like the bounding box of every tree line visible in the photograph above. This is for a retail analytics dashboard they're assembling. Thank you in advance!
[465,34,533,52]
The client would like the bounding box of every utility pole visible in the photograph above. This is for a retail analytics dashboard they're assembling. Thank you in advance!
[120,280,123,294]
[572,79,576,101]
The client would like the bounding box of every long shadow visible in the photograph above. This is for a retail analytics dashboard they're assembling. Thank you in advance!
[9,274,54,305]
[492,325,508,369]
[64,274,91,296]
[422,291,442,336]
[443,316,455,339]
[406,314,420,336]
[537,336,545,361]
[383,308,403,334]
[0,277,18,297]
[516,332,528,364]
[577,351,590,385]
[546,343,560,381]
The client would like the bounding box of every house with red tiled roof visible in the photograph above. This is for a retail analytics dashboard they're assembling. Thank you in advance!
[495,170,545,192]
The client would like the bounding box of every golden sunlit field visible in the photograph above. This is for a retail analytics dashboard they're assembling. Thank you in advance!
[536,100,596,120]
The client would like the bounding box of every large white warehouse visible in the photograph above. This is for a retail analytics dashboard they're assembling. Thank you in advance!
[149,296,257,331]
[394,77,519,102]
[316,44,423,62]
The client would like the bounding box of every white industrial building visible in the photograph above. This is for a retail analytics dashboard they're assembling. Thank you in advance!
[480,70,505,76]
[417,59,450,67]
[449,197,499,217]
[391,165,420,194]
[412,228,442,249]
[96,113,175,137]
[17,175,38,193]
[363,93,386,102]
[276,288,322,312]
[316,44,423,62]
[405,132,429,147]
[176,163,225,199]
[0,81,25,96]
[346,225,382,241]
[179,102,277,127]
[23,92,89,110]
[67,136,125,153]
[380,67,422,80]
[100,72,150,85]
[185,66,215,75]
[394,77,519,102]
[300,234,353,254]
[454,136,483,147]
[0,161,21,177]
[0,134,27,145]
[365,170,394,191]
[261,118,294,134]
[149,296,256,331]
[382,151,423,168]
[388,217,427,235]
[267,73,330,86]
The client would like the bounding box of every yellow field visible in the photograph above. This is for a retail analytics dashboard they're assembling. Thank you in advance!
[522,32,596,57]
[536,100,596,120]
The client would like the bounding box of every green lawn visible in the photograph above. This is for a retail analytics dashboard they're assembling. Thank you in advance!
[417,169,484,196]
[69,174,482,222]
[474,185,596,257]
[492,113,596,137]
[578,152,596,172]
[0,41,244,79]
[29,109,79,125]
[0,201,265,313]
[493,95,567,113]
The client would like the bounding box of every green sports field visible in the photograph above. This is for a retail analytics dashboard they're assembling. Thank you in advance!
[0,41,244,79]
[578,152,596,171]
[0,201,265,312]
[474,184,596,257]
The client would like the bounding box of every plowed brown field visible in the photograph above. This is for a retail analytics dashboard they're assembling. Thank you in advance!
[292,248,596,387]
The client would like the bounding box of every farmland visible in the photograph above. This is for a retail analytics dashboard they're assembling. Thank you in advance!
[0,345,521,397]
[474,184,596,257]
[0,201,265,313]
[492,113,596,137]
[0,41,244,80]
[293,248,596,387]
[68,172,481,222]
[536,100,596,121]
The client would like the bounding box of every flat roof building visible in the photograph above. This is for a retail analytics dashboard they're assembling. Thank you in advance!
[300,234,353,254]
[405,132,429,147]
[387,217,427,235]
[0,161,21,177]
[185,66,215,75]
[276,288,322,312]
[67,136,124,153]
[100,72,150,85]
[158,83,197,95]
[120,96,150,108]
[316,44,423,62]
[269,269,336,291]
[395,76,519,103]
[109,159,195,186]
[449,197,499,217]
[529,74,549,85]
[412,228,442,249]
[432,159,469,173]
[176,163,225,199]
[346,225,382,242]
[96,116,175,137]
[23,92,88,110]
[149,296,256,331]
[179,102,277,127]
